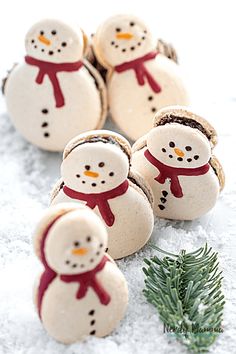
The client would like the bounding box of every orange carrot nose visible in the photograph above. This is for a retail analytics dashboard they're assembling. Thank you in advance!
[174,148,185,157]
[84,170,99,178]
[116,32,134,40]
[72,248,88,256]
[38,35,51,46]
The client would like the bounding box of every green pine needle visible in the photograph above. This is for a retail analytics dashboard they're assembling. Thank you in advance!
[143,244,224,353]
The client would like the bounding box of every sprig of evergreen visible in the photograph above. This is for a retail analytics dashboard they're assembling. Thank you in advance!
[143,244,225,353]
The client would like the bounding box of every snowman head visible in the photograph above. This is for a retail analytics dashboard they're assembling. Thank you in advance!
[35,203,107,274]
[25,19,86,63]
[146,106,217,169]
[61,131,131,193]
[93,14,155,67]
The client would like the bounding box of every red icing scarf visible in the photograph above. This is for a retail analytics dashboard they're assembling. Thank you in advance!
[37,217,110,319]
[144,149,210,198]
[114,51,161,93]
[63,180,129,227]
[25,55,83,108]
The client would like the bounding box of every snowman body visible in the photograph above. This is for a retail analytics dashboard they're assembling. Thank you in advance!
[109,54,188,140]
[52,183,153,258]
[132,149,219,220]
[39,260,127,343]
[5,62,103,151]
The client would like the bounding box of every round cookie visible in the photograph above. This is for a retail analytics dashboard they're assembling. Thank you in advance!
[33,203,128,344]
[132,106,225,220]
[4,19,107,151]
[92,14,189,141]
[51,130,154,259]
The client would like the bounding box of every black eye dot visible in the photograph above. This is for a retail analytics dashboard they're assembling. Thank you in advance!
[98,162,105,168]
[187,158,192,162]
[44,132,50,137]
[162,148,166,153]
[31,39,35,43]
[74,241,80,247]
[101,180,105,184]
[85,165,90,170]
[109,172,114,177]
[61,42,67,47]
[51,30,57,35]
[169,141,175,148]
[91,183,97,187]
[148,96,153,101]
[111,41,115,45]
[151,107,156,113]
[185,146,192,151]
[177,157,183,161]
[169,154,173,158]
[130,22,135,26]
[116,28,121,32]
[86,236,91,242]
[76,174,80,178]
[194,155,199,160]
[40,31,44,35]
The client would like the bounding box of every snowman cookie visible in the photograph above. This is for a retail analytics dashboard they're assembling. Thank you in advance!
[4,19,107,151]
[92,14,189,140]
[51,130,154,259]
[132,106,225,220]
[33,203,128,344]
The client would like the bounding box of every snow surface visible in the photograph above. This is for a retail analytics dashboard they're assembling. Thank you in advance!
[0,1,236,353]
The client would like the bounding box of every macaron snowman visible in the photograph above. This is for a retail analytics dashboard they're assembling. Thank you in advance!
[51,130,154,259]
[92,14,189,140]
[33,203,128,343]
[4,19,107,151]
[132,106,225,220]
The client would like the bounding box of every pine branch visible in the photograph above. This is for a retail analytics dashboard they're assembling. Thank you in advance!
[143,244,225,353]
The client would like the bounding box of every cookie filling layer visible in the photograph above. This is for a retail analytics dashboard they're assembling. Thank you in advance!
[128,175,152,205]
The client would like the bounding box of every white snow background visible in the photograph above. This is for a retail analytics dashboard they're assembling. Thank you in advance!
[0,1,236,353]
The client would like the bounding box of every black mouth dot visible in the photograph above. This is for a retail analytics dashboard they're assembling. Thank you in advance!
[130,46,135,50]
[177,157,183,161]
[162,148,166,153]
[187,158,192,162]
[61,42,67,47]
[109,172,114,177]
[41,49,45,52]
[169,154,173,158]
[57,49,61,53]
[80,264,84,268]
[99,243,103,248]
[44,132,50,138]
[76,174,80,178]
[72,264,77,268]
[115,45,119,48]
[151,107,156,113]
[85,165,90,170]
[122,48,126,52]
[130,22,135,26]
[31,39,35,43]
[90,259,94,263]
[98,162,105,168]
[101,180,105,184]
[169,141,175,148]
[111,41,115,45]
[144,30,147,34]
[194,155,199,160]
[49,51,54,55]
[138,42,141,46]
[185,146,192,151]
[34,45,37,49]
[142,36,145,40]
[41,108,48,114]
[86,236,91,242]
[41,122,48,128]
[82,181,86,184]
[91,183,97,187]
[65,260,70,264]
[96,251,100,256]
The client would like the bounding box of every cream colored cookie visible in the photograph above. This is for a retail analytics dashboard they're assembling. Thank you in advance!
[93,14,189,141]
[4,19,107,151]
[51,130,154,259]
[132,106,225,220]
[33,203,128,344]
